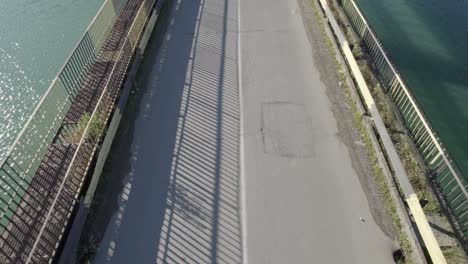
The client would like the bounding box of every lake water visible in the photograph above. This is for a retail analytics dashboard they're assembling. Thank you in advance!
[0,0,103,160]
[356,0,468,180]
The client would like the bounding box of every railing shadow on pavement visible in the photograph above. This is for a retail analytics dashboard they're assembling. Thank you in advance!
[84,0,243,263]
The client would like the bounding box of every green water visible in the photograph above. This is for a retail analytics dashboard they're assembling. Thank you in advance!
[0,0,104,160]
[356,0,468,180]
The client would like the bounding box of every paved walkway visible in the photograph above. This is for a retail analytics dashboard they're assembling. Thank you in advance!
[94,0,242,263]
[92,0,395,263]
[240,0,394,263]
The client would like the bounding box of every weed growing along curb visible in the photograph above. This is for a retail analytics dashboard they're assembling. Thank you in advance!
[64,112,105,144]
[308,0,414,262]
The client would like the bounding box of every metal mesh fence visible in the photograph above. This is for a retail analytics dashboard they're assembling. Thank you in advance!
[0,0,157,262]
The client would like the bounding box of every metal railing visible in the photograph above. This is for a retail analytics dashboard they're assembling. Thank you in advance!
[26,0,156,261]
[0,0,158,261]
[0,0,126,228]
[339,0,468,237]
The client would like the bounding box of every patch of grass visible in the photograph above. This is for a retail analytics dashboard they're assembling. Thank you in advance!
[64,112,106,144]
[309,0,414,262]
[359,64,374,86]
[442,245,467,264]
[90,116,105,140]
[423,201,440,213]
[398,137,440,213]
[64,113,90,143]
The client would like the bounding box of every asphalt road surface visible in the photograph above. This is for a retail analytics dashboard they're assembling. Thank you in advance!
[91,0,396,263]
[239,0,395,263]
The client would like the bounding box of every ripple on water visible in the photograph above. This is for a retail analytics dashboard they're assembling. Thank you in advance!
[0,46,40,160]
[0,0,104,161]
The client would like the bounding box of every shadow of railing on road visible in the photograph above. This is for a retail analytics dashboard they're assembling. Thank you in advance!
[83,0,242,263]
[155,0,242,262]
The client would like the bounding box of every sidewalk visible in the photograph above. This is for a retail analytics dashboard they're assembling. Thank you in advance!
[92,0,242,263]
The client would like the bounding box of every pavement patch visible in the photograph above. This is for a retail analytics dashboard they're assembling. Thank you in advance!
[261,102,315,158]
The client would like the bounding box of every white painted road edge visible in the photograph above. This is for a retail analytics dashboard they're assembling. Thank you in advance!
[238,0,249,263]
[316,0,447,263]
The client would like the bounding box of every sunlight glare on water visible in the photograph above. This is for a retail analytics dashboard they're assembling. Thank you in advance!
[0,0,103,161]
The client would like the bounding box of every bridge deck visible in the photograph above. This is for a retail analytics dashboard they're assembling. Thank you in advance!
[88,0,396,263]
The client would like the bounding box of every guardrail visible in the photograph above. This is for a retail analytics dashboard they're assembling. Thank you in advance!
[0,0,157,262]
[338,0,467,238]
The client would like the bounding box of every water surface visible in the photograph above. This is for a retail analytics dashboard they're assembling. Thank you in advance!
[0,0,103,160]
[356,0,468,179]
